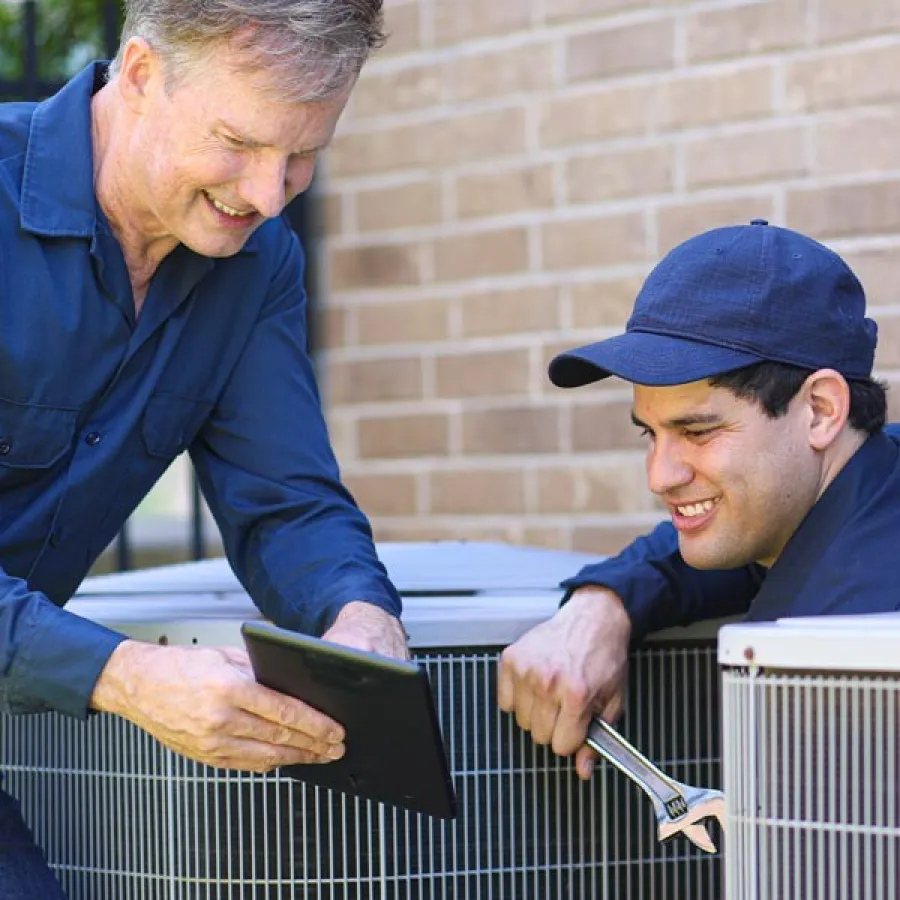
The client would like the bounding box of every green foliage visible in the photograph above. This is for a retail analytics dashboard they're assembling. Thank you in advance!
[0,4,21,80]
[0,0,121,85]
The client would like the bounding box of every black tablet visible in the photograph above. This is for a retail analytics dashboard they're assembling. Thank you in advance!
[241,620,457,819]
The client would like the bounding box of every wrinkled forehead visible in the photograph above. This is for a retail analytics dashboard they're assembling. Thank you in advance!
[164,55,350,152]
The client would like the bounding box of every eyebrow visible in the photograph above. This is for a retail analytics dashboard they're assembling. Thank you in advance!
[630,410,723,430]
[216,121,326,155]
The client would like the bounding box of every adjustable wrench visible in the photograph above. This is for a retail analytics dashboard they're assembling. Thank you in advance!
[586,716,726,854]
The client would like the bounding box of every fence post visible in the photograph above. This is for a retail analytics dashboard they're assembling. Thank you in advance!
[22,0,37,97]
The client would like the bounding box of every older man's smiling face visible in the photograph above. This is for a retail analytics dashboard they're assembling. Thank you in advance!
[631,379,824,569]
[119,37,350,259]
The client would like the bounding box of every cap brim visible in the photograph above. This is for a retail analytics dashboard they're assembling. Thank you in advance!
[549,332,766,388]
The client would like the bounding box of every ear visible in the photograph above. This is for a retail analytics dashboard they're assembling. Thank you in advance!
[804,369,850,451]
[114,38,162,114]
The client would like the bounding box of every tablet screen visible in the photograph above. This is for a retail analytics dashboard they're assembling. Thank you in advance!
[241,621,457,819]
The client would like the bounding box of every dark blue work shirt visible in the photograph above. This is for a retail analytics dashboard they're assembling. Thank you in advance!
[562,426,900,640]
[0,64,400,718]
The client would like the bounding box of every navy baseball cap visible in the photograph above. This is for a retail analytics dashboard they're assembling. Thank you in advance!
[549,220,878,388]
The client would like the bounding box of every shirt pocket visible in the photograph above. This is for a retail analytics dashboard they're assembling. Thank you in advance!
[0,396,77,474]
[141,392,214,461]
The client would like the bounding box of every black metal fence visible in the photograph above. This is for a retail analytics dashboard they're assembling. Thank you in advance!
[1,0,319,572]
[0,0,121,100]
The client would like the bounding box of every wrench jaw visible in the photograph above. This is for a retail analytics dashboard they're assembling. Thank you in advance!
[658,819,718,854]
[584,718,726,856]
[655,792,726,855]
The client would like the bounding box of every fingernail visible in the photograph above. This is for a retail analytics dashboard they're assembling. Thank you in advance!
[327,744,344,759]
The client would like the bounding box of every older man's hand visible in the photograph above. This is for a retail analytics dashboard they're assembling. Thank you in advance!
[497,586,632,780]
[90,640,346,772]
[322,601,410,660]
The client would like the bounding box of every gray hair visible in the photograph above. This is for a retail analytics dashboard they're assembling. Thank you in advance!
[108,0,385,101]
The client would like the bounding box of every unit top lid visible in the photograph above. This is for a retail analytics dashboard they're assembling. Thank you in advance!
[76,541,602,597]
[718,613,900,672]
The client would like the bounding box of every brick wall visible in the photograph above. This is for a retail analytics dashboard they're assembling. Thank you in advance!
[318,0,900,555]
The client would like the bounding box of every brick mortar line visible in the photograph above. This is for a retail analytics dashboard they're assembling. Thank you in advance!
[335,168,900,226]
[321,299,900,340]
[340,61,783,135]
[324,114,876,195]
[321,329,573,352]
[324,211,900,257]
[325,374,900,421]
[321,350,593,370]
[326,379,900,416]
[320,320,900,360]
[344,449,650,469]
[363,18,900,87]
[326,384,633,405]
[344,451,649,471]
[337,98,894,153]
[324,190,784,248]
[343,35,900,137]
[364,5,682,77]
[326,281,638,303]
[329,163,900,205]
[325,268,652,302]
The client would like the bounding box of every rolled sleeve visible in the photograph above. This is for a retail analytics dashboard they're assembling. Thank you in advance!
[0,571,126,717]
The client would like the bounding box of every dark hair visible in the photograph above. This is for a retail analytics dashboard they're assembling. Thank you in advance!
[709,361,887,435]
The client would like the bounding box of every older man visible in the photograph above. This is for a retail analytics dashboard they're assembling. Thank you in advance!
[0,1,404,892]
[499,220,900,779]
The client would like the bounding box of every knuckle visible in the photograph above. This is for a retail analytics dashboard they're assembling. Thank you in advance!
[529,665,559,696]
[260,750,282,772]
[194,735,221,758]
[514,708,532,732]
[270,724,297,747]
[272,696,303,728]
[561,680,591,711]
[499,645,530,677]
[203,709,230,733]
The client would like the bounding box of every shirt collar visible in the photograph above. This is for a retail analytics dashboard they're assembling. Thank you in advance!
[748,429,899,620]
[20,62,106,238]
[19,61,262,254]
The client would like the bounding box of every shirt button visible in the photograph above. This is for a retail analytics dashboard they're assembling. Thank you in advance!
[85,431,102,446]
[49,531,61,548]
[0,439,10,455]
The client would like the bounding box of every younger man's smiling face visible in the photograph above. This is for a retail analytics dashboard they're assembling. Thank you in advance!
[631,378,824,570]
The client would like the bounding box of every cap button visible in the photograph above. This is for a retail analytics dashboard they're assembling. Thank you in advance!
[750,218,769,226]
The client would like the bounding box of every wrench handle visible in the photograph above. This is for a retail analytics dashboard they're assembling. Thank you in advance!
[586,717,687,819]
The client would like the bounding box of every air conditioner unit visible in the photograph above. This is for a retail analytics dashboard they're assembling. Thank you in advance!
[2,543,726,899]
[719,614,900,900]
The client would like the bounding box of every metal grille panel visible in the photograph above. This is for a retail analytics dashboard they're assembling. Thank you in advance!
[2,644,722,899]
[722,669,900,900]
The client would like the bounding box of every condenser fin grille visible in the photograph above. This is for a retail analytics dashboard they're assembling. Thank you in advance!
[723,669,900,900]
[2,644,722,899]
